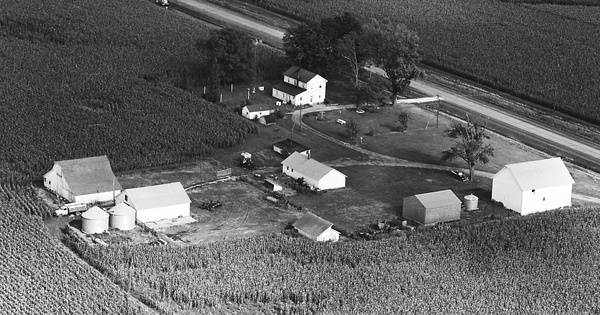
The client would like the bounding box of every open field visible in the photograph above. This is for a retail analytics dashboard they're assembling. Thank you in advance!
[250,0,600,123]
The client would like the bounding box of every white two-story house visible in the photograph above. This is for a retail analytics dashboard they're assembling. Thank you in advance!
[272,66,327,106]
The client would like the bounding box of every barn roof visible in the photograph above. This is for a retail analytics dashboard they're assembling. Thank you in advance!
[109,202,135,216]
[82,206,108,220]
[293,212,333,238]
[273,138,310,153]
[283,66,324,83]
[245,104,275,113]
[273,82,306,96]
[281,152,346,181]
[414,190,461,208]
[54,155,122,196]
[493,157,574,191]
[121,182,190,211]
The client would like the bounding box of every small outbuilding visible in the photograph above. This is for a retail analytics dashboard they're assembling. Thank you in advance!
[81,206,109,234]
[293,212,339,242]
[242,104,276,120]
[43,155,121,204]
[264,178,283,191]
[258,114,277,126]
[403,190,462,225]
[281,152,346,190]
[108,203,136,231]
[491,157,574,215]
[273,138,311,158]
[115,182,191,223]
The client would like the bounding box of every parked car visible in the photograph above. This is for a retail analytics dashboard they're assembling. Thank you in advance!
[336,119,347,125]
[155,0,169,7]
[201,200,223,211]
[450,170,468,182]
[356,109,365,114]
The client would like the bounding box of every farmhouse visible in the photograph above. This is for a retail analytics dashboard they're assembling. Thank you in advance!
[491,157,574,215]
[281,152,346,190]
[272,66,327,106]
[293,212,340,242]
[115,182,191,223]
[403,190,462,225]
[242,104,276,120]
[43,155,121,204]
[273,138,311,158]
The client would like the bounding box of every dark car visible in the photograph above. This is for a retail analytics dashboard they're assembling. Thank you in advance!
[201,200,222,211]
[450,170,468,182]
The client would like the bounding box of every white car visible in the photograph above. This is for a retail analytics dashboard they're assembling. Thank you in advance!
[336,119,347,125]
[356,109,365,114]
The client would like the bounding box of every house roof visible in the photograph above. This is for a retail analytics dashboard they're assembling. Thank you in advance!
[273,82,306,96]
[245,104,275,113]
[54,155,122,196]
[283,66,322,83]
[493,157,574,191]
[293,212,334,238]
[281,152,346,181]
[273,138,310,153]
[82,206,108,220]
[414,190,461,208]
[109,202,135,216]
[121,182,190,211]
[261,114,277,124]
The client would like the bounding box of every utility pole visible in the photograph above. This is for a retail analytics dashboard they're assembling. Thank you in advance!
[436,95,440,128]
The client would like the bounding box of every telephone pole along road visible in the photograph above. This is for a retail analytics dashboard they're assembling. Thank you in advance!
[172,0,600,172]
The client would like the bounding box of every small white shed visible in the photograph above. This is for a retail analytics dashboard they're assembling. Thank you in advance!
[281,152,346,190]
[115,182,191,223]
[242,104,275,120]
[293,212,339,242]
[491,158,574,215]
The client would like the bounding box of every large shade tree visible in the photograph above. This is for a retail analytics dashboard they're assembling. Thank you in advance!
[363,19,421,105]
[441,118,495,181]
[197,28,254,85]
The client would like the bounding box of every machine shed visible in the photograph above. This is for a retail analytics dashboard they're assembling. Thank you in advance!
[403,190,462,225]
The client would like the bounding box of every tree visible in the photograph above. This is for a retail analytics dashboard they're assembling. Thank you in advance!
[345,118,360,141]
[363,19,421,105]
[396,110,410,132]
[283,22,330,73]
[197,28,254,84]
[441,118,494,181]
[204,57,221,103]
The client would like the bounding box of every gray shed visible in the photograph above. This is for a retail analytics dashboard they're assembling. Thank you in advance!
[403,189,461,225]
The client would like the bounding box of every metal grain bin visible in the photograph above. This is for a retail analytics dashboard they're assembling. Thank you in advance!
[108,203,136,231]
[464,194,479,211]
[81,206,109,234]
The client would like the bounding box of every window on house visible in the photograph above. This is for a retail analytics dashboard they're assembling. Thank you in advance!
[543,197,546,201]
[286,166,289,171]
[532,189,535,193]
[125,195,128,202]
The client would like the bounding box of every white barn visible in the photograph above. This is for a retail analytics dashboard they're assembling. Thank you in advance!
[43,155,121,204]
[491,158,574,215]
[242,104,276,120]
[272,66,327,106]
[293,212,339,242]
[281,152,346,190]
[115,182,191,223]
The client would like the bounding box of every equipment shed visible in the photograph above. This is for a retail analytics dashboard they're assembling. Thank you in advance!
[115,182,191,223]
[281,152,346,190]
[403,190,461,225]
[293,212,339,242]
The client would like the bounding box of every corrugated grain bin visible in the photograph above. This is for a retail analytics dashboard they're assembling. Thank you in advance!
[464,194,479,211]
[109,203,136,231]
[81,206,109,234]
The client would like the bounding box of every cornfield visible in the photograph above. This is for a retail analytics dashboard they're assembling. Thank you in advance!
[68,207,600,314]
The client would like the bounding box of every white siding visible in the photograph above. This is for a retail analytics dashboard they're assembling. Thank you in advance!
[521,185,572,215]
[317,171,346,190]
[316,227,340,242]
[136,204,190,223]
[74,191,120,205]
[492,169,523,213]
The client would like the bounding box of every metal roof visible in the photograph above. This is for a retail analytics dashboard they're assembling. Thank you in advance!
[272,82,306,96]
[293,212,333,238]
[82,206,109,220]
[54,155,122,196]
[273,138,310,152]
[414,190,461,208]
[281,152,346,181]
[283,66,322,83]
[245,104,275,113]
[494,157,574,191]
[121,182,191,211]
[109,202,135,216]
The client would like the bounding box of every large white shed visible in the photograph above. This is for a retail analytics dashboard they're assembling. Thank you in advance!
[293,212,339,242]
[491,157,574,215]
[43,155,121,204]
[115,182,191,223]
[281,152,346,190]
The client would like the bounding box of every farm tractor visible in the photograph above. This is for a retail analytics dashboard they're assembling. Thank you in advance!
[241,152,252,166]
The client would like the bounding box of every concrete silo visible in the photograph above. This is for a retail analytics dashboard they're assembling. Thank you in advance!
[81,206,109,234]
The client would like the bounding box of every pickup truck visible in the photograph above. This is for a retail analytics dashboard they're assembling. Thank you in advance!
[54,203,87,217]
